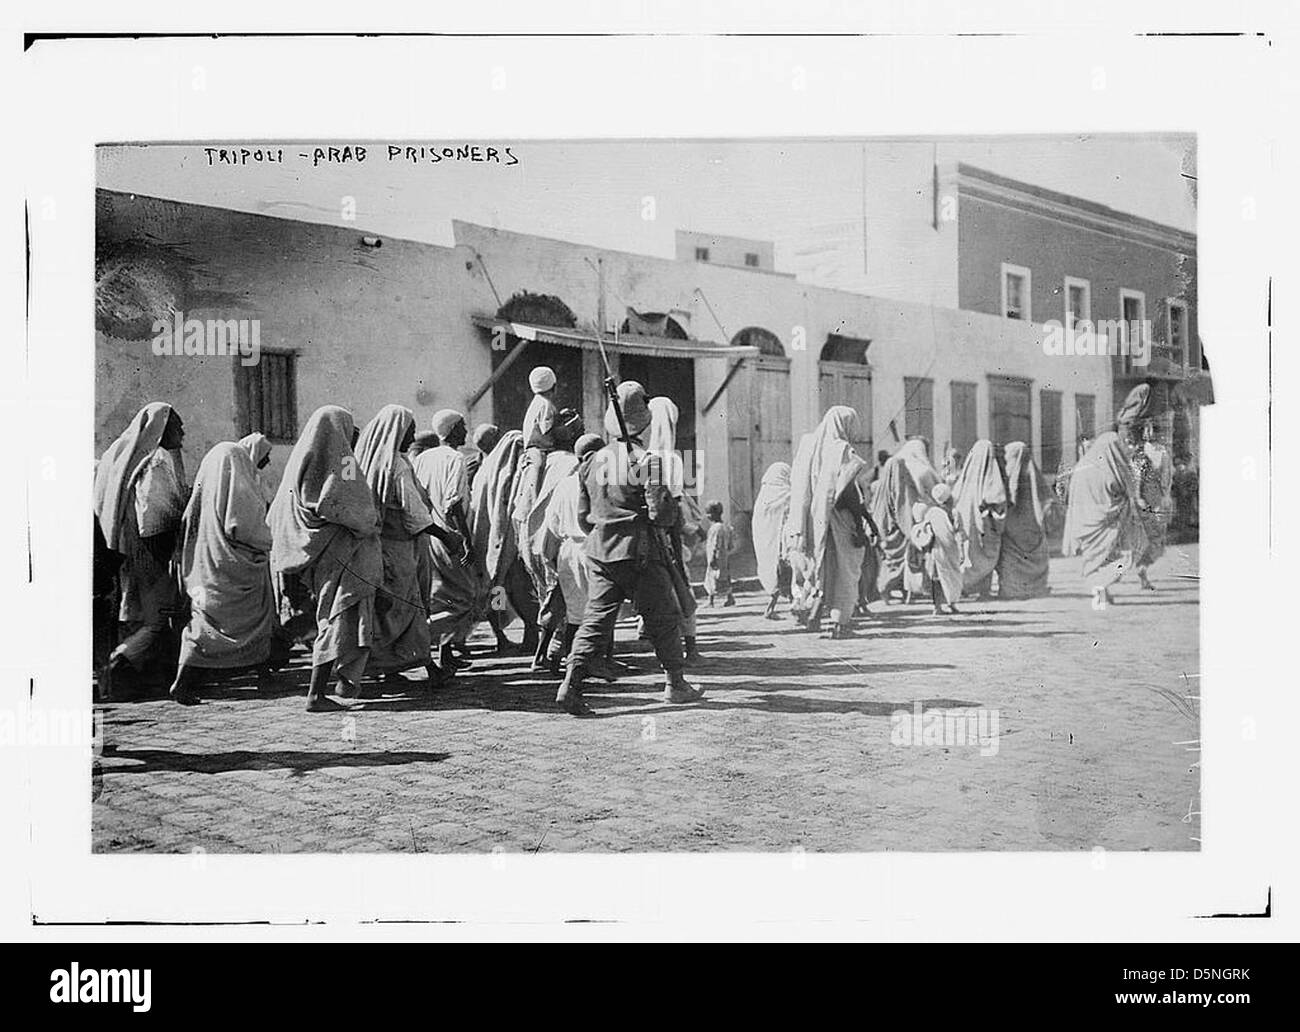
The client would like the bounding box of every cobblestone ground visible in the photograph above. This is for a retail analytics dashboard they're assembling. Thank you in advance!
[93,546,1201,853]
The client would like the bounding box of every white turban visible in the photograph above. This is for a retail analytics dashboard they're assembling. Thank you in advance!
[431,408,465,437]
[529,366,557,394]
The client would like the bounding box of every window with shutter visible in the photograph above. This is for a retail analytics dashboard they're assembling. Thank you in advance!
[989,375,1031,447]
[1040,389,1062,473]
[235,350,299,443]
[950,381,977,454]
[904,376,934,444]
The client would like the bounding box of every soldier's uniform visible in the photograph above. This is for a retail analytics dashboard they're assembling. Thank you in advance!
[556,380,704,715]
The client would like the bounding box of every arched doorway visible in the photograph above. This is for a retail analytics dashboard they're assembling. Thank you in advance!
[817,333,873,458]
[488,292,582,430]
[726,327,792,553]
[619,311,689,339]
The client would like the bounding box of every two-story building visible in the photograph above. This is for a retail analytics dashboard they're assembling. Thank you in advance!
[946,162,1208,467]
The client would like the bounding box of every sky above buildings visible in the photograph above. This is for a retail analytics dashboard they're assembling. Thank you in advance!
[98,135,1196,291]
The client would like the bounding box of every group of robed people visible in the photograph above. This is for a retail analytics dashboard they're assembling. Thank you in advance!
[746,384,1175,632]
[93,370,1175,716]
[93,365,734,716]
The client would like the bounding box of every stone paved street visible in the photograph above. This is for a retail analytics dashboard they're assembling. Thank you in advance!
[93,547,1200,853]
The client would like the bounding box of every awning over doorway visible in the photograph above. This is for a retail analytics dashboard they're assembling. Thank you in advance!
[467,314,760,411]
[470,314,759,360]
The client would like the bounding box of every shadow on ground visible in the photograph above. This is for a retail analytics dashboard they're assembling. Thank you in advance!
[100,745,450,775]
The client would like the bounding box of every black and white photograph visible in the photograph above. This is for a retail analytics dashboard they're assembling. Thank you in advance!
[6,3,1298,965]
[89,135,1209,853]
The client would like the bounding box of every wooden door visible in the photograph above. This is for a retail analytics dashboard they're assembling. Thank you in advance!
[818,361,873,459]
[727,354,791,538]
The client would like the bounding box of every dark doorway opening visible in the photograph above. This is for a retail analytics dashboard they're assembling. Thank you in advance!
[488,337,583,433]
[617,353,697,458]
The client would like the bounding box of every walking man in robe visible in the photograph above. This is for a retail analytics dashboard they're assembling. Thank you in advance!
[413,409,484,674]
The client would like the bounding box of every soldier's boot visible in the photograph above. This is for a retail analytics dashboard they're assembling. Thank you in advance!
[555,664,593,716]
[682,636,704,667]
[584,654,622,682]
[662,669,705,704]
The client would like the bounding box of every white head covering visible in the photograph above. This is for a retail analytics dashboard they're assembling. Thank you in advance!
[267,405,378,574]
[93,402,177,551]
[529,366,557,394]
[431,408,465,438]
[354,404,416,507]
[788,406,864,567]
[646,396,686,496]
[952,439,1007,543]
[239,432,272,469]
[752,461,792,594]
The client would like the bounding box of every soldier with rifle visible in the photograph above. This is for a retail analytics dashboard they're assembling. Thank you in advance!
[554,374,705,716]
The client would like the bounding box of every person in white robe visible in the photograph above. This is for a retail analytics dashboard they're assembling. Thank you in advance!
[413,409,487,671]
[93,402,189,698]
[356,405,444,690]
[169,441,282,703]
[538,433,605,674]
[268,406,381,711]
[752,462,792,619]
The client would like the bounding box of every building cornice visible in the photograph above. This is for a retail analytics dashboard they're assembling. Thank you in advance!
[952,163,1197,256]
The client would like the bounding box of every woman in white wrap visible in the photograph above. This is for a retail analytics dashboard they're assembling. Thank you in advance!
[953,439,1008,597]
[1061,431,1147,606]
[644,396,705,664]
[788,406,870,638]
[752,461,792,619]
[356,405,445,690]
[94,402,189,698]
[239,432,276,506]
[268,405,381,711]
[869,439,939,601]
[168,441,282,704]
[997,441,1052,599]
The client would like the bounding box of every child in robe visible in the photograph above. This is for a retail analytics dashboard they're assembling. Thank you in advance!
[910,484,966,616]
[703,500,736,607]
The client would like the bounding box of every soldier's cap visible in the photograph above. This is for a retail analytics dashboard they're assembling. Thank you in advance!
[604,380,651,438]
